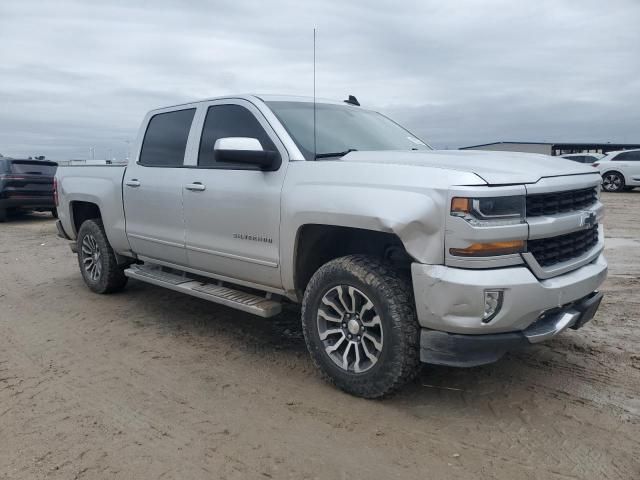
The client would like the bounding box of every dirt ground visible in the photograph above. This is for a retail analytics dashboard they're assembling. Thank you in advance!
[1,192,639,480]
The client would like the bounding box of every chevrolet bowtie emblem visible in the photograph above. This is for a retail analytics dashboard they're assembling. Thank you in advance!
[580,212,597,228]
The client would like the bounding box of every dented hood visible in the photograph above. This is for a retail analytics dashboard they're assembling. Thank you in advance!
[341,149,597,185]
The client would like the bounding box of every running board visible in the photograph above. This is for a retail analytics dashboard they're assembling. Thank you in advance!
[124,265,282,318]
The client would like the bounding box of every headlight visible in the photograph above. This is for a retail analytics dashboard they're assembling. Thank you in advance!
[450,195,525,226]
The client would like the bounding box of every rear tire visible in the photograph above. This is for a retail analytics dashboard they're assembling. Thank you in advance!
[51,208,58,218]
[301,255,421,398]
[76,219,128,294]
[602,172,625,192]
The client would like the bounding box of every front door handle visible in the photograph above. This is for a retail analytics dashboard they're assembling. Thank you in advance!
[125,179,141,187]
[185,182,206,192]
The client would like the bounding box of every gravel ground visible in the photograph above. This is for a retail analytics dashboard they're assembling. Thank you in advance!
[0,192,639,480]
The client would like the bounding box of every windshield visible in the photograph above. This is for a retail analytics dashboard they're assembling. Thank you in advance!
[266,101,431,160]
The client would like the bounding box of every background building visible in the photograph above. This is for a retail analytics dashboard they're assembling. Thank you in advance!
[460,141,640,156]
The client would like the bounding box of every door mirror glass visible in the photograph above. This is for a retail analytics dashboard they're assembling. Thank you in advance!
[214,137,279,169]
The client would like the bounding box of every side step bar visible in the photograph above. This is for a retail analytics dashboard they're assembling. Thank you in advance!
[124,265,282,318]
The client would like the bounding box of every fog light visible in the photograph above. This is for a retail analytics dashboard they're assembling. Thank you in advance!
[483,290,503,323]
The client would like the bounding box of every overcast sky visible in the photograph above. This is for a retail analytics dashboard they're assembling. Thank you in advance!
[1,0,639,160]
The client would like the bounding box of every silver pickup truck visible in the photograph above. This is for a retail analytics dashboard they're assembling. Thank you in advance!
[55,94,607,398]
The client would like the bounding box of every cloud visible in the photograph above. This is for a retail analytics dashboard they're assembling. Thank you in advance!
[0,0,639,159]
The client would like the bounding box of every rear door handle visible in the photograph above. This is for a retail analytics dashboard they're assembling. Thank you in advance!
[185,182,206,192]
[125,179,141,187]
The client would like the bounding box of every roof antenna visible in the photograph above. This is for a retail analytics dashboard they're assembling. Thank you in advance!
[313,27,317,160]
[344,95,360,106]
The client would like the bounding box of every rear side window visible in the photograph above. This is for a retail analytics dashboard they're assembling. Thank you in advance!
[198,104,277,168]
[139,109,196,167]
[9,161,57,176]
[613,151,640,161]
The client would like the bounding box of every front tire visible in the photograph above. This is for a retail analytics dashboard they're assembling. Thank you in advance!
[301,255,420,398]
[602,172,625,192]
[76,219,128,294]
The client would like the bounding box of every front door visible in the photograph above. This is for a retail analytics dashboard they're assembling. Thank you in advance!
[622,150,640,184]
[124,107,196,266]
[182,100,288,289]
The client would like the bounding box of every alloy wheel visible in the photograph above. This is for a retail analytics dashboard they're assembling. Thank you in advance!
[81,233,102,281]
[316,285,384,373]
[602,173,623,192]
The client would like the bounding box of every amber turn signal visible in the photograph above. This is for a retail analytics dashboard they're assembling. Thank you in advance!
[450,240,525,257]
[450,197,471,215]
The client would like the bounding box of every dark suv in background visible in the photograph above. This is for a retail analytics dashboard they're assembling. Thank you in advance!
[0,157,58,222]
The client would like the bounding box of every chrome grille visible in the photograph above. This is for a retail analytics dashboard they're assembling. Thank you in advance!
[527,225,599,267]
[526,187,598,217]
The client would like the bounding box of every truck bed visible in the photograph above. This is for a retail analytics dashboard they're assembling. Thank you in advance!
[56,164,130,253]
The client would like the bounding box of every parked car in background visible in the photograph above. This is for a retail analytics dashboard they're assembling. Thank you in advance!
[560,153,604,164]
[0,157,58,221]
[593,149,640,192]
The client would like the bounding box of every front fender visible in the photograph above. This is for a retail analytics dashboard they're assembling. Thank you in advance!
[280,183,447,293]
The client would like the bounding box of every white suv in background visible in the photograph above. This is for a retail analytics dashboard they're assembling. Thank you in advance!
[594,149,640,192]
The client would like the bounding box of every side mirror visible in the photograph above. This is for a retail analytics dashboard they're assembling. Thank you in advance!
[214,137,279,169]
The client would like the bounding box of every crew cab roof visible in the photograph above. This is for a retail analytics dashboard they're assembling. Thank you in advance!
[149,94,351,113]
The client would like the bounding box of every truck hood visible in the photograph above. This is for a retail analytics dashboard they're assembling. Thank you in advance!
[341,149,597,185]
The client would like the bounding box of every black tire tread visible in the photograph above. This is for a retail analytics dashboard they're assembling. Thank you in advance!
[76,219,128,294]
[301,254,421,398]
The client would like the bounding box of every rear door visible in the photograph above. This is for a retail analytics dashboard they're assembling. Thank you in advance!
[123,107,197,266]
[182,99,288,289]
[623,151,640,184]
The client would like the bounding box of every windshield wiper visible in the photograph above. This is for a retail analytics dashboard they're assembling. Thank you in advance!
[314,148,358,159]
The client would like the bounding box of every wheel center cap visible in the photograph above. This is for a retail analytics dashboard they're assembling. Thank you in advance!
[347,319,360,335]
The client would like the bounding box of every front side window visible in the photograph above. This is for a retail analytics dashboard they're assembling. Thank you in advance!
[267,101,431,160]
[198,104,277,168]
[139,108,196,167]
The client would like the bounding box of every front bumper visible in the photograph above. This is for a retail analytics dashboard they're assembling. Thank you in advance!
[411,254,607,366]
[420,291,603,366]
[411,253,607,334]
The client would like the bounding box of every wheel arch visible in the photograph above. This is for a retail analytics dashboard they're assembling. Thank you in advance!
[601,169,626,179]
[70,200,102,235]
[291,224,414,300]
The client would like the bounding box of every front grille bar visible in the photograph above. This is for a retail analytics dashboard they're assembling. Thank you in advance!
[526,187,598,217]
